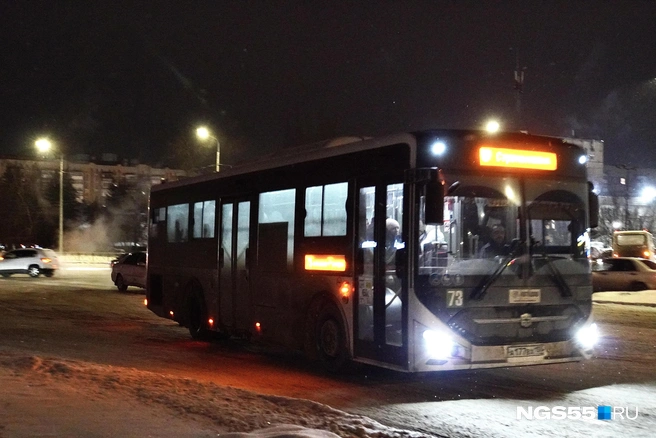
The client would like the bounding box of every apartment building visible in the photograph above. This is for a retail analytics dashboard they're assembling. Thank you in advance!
[0,154,186,204]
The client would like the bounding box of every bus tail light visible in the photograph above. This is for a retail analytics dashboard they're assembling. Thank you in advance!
[255,322,262,334]
[143,298,148,306]
[339,281,352,304]
[169,310,174,317]
[208,318,214,327]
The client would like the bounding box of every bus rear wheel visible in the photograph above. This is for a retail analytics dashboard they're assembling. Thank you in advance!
[187,292,209,340]
[314,303,348,372]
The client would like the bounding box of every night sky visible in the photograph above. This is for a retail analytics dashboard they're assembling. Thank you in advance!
[1,1,655,168]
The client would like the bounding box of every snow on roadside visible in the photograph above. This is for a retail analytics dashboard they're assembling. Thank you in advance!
[0,350,433,438]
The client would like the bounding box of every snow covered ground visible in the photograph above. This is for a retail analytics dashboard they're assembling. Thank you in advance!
[0,351,426,437]
[1,266,654,438]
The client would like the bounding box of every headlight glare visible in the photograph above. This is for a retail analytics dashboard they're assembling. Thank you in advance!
[576,323,599,350]
[423,329,455,359]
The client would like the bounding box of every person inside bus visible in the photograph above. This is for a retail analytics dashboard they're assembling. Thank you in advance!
[479,224,509,258]
[385,218,401,267]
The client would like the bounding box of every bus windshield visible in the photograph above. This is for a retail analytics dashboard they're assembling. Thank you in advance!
[419,176,588,278]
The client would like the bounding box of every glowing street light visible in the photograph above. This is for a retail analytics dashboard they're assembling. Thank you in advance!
[641,186,656,203]
[35,137,64,254]
[195,126,220,172]
[485,120,500,133]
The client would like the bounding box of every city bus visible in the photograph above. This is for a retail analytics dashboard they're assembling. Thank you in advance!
[146,129,600,372]
[612,230,656,260]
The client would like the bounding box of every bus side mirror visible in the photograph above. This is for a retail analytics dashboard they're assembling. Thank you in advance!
[588,182,599,228]
[425,181,444,224]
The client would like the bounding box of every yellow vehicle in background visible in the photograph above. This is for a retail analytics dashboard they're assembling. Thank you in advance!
[612,230,656,260]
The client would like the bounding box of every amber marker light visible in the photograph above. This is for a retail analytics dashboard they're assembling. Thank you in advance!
[479,146,557,171]
[304,254,347,271]
[339,281,352,304]
[143,298,148,306]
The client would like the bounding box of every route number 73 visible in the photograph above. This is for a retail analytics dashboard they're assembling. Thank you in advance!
[447,290,464,307]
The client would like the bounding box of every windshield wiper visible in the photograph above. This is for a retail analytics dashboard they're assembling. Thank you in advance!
[469,256,513,301]
[538,253,572,298]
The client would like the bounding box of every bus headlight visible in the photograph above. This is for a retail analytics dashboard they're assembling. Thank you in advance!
[575,323,599,350]
[423,330,455,359]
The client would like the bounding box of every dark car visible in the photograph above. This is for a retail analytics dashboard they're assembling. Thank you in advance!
[592,257,656,291]
[110,251,147,291]
[0,248,59,278]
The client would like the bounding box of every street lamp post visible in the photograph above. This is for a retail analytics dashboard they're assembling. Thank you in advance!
[35,138,64,254]
[616,164,637,230]
[195,126,220,172]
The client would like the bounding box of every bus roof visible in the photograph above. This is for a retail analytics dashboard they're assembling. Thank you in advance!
[152,129,582,192]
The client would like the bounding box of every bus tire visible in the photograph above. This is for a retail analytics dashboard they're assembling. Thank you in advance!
[187,290,209,340]
[311,301,348,372]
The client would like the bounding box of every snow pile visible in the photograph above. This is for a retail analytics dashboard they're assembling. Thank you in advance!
[0,350,433,438]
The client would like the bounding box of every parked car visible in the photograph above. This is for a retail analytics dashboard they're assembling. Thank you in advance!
[109,253,130,268]
[110,251,147,291]
[589,241,612,259]
[592,257,656,291]
[0,248,59,278]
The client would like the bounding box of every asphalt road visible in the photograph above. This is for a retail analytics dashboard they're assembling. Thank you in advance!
[1,266,655,437]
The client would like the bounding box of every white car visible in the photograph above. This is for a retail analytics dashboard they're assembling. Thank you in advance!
[0,248,59,278]
[592,257,656,291]
[110,251,147,291]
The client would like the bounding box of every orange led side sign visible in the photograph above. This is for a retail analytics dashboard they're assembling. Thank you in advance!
[304,254,347,272]
[479,147,557,171]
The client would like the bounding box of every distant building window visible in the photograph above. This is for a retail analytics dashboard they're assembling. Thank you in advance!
[304,182,348,237]
[167,203,189,242]
[193,200,216,238]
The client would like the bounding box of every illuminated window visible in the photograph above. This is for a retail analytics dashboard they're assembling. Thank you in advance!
[304,182,348,237]
[259,189,296,269]
[193,200,216,238]
[167,203,189,243]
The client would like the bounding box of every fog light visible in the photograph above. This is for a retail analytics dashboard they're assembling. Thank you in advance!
[423,330,455,359]
[576,323,599,350]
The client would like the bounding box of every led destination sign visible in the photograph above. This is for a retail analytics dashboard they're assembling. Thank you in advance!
[479,146,558,171]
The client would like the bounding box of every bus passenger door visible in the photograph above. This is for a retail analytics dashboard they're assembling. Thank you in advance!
[219,200,252,331]
[354,182,407,367]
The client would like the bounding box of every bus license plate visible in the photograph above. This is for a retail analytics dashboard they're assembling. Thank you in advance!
[506,345,545,359]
